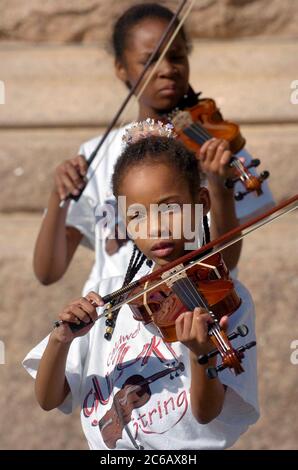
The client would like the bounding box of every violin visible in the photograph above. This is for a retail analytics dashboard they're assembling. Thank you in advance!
[68,252,254,379]
[56,195,298,378]
[98,362,184,449]
[104,252,254,379]
[168,87,269,201]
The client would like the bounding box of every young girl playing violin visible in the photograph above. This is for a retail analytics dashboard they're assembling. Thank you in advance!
[33,2,274,295]
[24,122,259,450]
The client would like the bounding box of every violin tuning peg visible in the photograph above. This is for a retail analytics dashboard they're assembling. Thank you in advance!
[175,372,179,377]
[198,354,208,365]
[238,341,257,352]
[249,158,261,168]
[206,367,218,379]
[260,170,270,181]
[236,324,249,337]
[246,340,257,349]
[170,374,174,380]
[225,177,237,189]
[234,191,246,201]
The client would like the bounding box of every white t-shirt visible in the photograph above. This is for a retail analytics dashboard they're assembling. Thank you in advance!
[65,126,274,295]
[23,276,259,450]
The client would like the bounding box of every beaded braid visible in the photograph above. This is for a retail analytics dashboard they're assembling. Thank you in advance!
[203,215,211,244]
[104,244,152,340]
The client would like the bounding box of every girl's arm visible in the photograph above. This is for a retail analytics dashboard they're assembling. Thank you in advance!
[35,333,71,410]
[33,155,87,285]
[35,292,103,411]
[198,139,242,270]
[175,308,227,424]
[208,182,242,271]
[188,352,225,424]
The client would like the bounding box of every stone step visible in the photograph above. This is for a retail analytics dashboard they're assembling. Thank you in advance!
[0,124,296,212]
[1,40,297,127]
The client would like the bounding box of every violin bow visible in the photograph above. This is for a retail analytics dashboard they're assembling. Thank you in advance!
[60,0,196,207]
[54,194,297,333]
[97,194,298,315]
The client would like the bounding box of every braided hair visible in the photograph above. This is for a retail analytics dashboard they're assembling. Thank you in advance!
[104,135,210,340]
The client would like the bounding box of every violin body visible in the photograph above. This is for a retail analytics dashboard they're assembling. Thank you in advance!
[128,253,241,342]
[175,97,246,155]
[99,374,150,449]
[169,87,269,200]
[98,363,184,448]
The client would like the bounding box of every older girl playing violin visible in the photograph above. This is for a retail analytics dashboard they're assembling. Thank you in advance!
[33,2,274,296]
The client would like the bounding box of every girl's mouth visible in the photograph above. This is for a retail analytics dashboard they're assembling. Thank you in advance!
[158,82,179,97]
[150,241,175,258]
[158,87,177,97]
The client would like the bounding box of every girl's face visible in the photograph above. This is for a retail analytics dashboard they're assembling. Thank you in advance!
[115,18,190,118]
[118,160,210,267]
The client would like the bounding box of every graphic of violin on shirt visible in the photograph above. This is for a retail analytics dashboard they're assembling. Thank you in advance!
[97,361,185,449]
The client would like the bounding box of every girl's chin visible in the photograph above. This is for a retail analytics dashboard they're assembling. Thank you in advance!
[153,251,186,267]
[155,96,181,112]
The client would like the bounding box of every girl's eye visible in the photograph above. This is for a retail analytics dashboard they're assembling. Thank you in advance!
[164,203,181,213]
[130,212,147,221]
[170,55,186,62]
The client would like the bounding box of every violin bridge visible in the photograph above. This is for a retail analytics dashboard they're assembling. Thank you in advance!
[170,110,193,131]
[161,264,187,288]
[196,262,221,279]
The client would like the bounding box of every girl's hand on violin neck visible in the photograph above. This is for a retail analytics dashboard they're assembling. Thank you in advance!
[197,138,234,185]
[53,155,87,201]
[175,307,228,358]
[52,292,104,343]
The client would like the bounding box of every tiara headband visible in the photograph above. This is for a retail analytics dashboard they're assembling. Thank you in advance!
[122,118,176,146]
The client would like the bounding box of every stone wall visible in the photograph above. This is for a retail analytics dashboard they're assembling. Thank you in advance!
[1,0,298,43]
[0,0,297,451]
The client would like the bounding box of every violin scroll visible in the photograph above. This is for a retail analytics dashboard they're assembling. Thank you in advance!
[168,89,270,202]
[225,157,270,201]
[197,323,257,379]
[207,341,256,379]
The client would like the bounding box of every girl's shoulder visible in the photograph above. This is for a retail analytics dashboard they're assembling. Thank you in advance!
[80,124,131,163]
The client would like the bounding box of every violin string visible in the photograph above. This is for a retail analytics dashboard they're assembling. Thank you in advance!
[174,277,229,353]
[179,278,206,309]
[171,280,197,310]
[97,198,297,318]
[188,122,256,185]
[185,122,243,168]
[183,122,250,187]
[179,278,230,353]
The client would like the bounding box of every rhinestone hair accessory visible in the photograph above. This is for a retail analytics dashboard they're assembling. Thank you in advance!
[122,118,176,146]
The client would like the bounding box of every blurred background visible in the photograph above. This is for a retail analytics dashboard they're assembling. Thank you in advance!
[0,0,297,450]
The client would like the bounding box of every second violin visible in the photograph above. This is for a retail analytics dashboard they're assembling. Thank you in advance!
[168,87,269,201]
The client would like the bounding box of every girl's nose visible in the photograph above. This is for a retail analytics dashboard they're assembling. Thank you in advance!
[148,211,171,239]
[157,58,177,78]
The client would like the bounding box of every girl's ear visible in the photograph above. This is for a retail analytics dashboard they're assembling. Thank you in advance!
[115,59,129,84]
[197,187,211,216]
